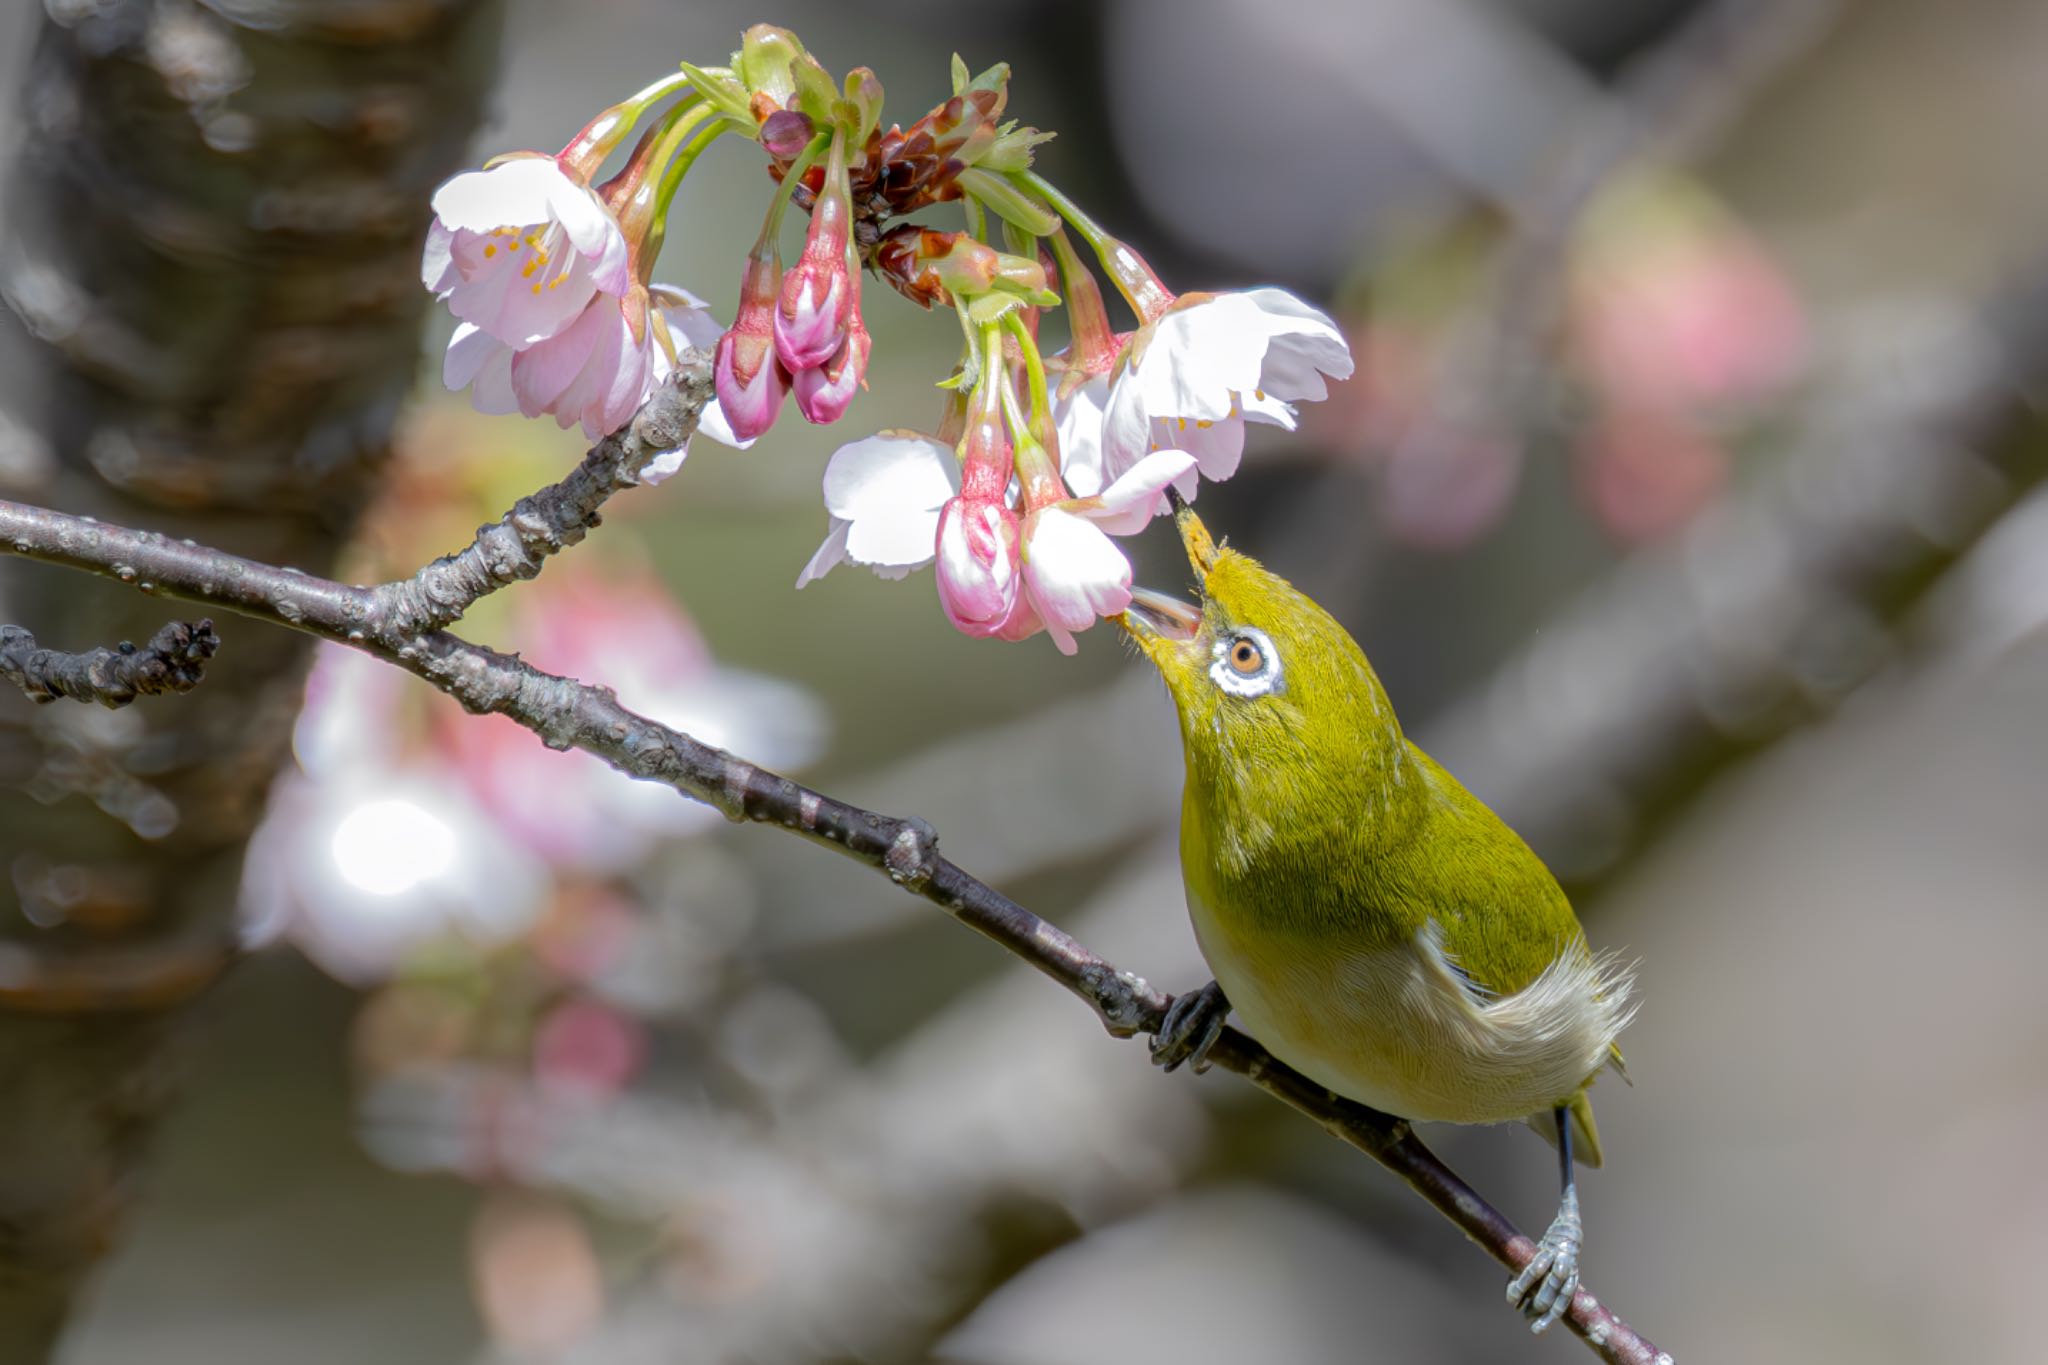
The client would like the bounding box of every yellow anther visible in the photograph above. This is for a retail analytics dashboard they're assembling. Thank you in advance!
[1196,419,1213,429]
[531,282,543,295]
[521,257,540,279]
[482,244,497,258]
[1254,388,1266,401]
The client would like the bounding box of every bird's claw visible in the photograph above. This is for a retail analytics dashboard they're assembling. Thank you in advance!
[1150,980,1229,1073]
[1506,1191,1582,1334]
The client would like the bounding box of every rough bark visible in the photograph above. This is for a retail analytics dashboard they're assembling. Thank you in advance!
[0,3,500,1357]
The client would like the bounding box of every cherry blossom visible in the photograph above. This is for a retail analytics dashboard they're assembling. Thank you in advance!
[1018,450,1195,653]
[422,155,631,348]
[1088,288,1353,497]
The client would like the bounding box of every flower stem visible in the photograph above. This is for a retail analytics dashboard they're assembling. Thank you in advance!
[1018,170,1174,324]
[1047,227,1119,373]
[758,132,831,252]
[999,318,1064,506]
[560,71,699,176]
[1004,311,1052,440]
[649,102,727,225]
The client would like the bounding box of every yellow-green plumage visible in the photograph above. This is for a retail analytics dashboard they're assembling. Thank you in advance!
[1126,510,1633,1168]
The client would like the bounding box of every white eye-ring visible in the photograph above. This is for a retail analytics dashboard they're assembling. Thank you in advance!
[1210,627,1283,697]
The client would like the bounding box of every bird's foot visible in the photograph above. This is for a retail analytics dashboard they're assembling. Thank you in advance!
[1506,1186,1582,1334]
[1150,980,1229,1073]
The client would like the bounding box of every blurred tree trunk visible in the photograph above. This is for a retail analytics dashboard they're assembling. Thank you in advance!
[0,2,500,1357]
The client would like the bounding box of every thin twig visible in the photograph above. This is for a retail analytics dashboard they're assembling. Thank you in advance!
[0,471,1667,1364]
[362,353,713,637]
[0,619,218,707]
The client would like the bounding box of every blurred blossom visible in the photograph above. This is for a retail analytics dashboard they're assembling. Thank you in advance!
[437,561,827,874]
[1318,172,1804,547]
[1381,423,1522,552]
[469,1189,606,1353]
[1575,407,1729,545]
[533,996,648,1099]
[243,560,825,981]
[1568,175,1807,414]
[240,767,547,985]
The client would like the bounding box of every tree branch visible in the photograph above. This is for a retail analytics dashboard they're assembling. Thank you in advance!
[0,620,218,707]
[0,471,1666,1364]
[361,354,713,638]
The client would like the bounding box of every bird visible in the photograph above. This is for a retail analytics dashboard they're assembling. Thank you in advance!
[1118,493,1636,1334]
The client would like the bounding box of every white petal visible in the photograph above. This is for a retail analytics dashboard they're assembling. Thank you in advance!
[845,504,942,570]
[1126,298,1265,420]
[1077,449,1198,535]
[639,439,691,485]
[1054,373,1112,497]
[652,283,727,353]
[1096,370,1156,484]
[430,158,559,231]
[543,170,623,261]
[795,519,851,587]
[1241,286,1355,399]
[1024,508,1132,635]
[1165,409,1248,483]
[821,432,958,521]
[695,397,756,450]
[1241,387,1299,431]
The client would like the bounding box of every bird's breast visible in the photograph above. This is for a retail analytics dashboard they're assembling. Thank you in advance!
[1183,882,1619,1126]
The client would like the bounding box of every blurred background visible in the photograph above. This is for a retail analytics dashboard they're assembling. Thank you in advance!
[3,1,2047,1362]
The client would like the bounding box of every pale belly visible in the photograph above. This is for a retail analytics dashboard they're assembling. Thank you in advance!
[1187,892,1612,1126]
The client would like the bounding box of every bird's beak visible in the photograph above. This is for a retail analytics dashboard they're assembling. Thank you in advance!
[1119,587,1203,644]
[1167,486,1218,581]
[1116,487,1215,655]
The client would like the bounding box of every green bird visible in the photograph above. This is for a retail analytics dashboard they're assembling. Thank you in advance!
[1120,495,1635,1334]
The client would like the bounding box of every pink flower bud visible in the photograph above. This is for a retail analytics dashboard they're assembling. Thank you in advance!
[774,232,852,372]
[715,328,790,442]
[934,496,1024,638]
[793,315,869,425]
[774,134,855,371]
[716,249,790,441]
[759,109,815,159]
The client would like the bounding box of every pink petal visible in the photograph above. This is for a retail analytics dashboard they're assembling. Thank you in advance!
[444,322,503,389]
[510,301,606,417]
[421,221,457,293]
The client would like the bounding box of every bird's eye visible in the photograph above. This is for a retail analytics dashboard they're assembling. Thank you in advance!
[1210,627,1282,697]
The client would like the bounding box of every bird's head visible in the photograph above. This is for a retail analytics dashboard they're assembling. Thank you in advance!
[1119,495,1406,850]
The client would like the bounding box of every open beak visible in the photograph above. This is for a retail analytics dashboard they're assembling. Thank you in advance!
[1120,586,1203,642]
